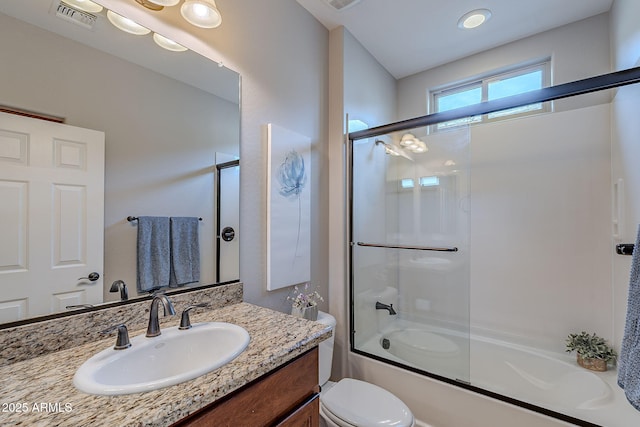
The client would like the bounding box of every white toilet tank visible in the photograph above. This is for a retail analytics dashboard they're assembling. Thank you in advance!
[316,311,336,386]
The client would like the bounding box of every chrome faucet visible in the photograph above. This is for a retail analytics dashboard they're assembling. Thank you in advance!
[375,301,397,315]
[146,294,176,337]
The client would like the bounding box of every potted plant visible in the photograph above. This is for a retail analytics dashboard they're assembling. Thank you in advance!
[565,331,617,372]
[287,283,323,321]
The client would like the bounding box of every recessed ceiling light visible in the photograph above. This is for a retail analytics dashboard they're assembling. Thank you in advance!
[458,9,492,29]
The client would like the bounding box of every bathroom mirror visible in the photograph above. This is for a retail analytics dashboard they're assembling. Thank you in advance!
[0,0,240,325]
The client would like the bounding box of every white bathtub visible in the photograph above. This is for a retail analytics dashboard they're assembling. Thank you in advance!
[358,323,640,427]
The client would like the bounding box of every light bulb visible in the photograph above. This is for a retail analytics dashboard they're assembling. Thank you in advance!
[458,9,492,30]
[107,10,150,35]
[153,33,188,52]
[181,0,222,28]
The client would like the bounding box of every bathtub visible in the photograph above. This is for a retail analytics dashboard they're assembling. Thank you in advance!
[357,323,640,427]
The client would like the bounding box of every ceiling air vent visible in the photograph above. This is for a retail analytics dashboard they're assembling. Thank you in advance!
[53,1,98,30]
[323,0,362,11]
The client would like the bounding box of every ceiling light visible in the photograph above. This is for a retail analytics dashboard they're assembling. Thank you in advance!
[145,0,180,6]
[61,0,103,13]
[153,33,188,52]
[181,0,222,28]
[107,10,151,35]
[458,9,492,29]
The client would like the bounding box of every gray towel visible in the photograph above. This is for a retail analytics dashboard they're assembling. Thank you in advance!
[136,216,171,293]
[618,224,640,411]
[169,217,200,288]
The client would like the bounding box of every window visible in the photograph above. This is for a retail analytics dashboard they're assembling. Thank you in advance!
[431,61,550,130]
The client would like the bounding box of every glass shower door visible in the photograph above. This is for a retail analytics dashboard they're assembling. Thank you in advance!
[350,125,471,383]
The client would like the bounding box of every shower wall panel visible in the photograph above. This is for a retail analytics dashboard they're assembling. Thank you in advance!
[469,103,612,353]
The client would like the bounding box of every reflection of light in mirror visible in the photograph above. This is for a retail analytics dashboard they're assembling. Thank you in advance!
[61,0,103,13]
[444,160,456,166]
[106,10,150,35]
[181,0,222,28]
[153,33,188,52]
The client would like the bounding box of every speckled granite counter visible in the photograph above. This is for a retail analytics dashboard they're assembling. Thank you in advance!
[0,302,331,427]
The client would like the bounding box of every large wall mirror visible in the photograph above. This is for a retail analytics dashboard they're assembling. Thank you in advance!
[0,0,240,326]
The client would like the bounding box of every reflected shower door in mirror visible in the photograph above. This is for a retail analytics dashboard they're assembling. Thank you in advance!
[0,1,240,323]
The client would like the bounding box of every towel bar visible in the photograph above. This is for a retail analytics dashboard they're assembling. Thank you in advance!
[355,242,458,252]
[616,243,635,256]
[127,216,202,222]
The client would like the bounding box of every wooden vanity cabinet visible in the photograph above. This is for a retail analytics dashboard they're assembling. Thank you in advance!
[174,347,320,427]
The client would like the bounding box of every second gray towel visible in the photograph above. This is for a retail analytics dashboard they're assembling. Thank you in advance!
[169,217,200,288]
[618,224,640,411]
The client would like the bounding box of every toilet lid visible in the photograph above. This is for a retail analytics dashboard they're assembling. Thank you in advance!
[322,378,413,427]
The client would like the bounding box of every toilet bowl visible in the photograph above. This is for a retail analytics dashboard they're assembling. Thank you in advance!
[316,311,415,427]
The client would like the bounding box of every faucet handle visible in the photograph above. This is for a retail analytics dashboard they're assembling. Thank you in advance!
[101,323,132,350]
[179,303,209,330]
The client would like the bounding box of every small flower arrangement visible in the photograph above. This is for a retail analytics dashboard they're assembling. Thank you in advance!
[287,283,324,309]
[287,283,323,321]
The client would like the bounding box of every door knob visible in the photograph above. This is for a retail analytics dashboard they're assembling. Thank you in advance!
[78,272,100,282]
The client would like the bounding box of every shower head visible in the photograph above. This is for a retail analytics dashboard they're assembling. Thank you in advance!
[375,140,414,161]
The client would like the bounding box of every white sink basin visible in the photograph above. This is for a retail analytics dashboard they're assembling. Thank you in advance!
[73,322,250,395]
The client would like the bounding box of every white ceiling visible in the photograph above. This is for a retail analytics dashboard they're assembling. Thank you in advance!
[296,0,614,79]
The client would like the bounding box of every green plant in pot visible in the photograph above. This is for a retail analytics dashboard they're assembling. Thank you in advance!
[565,332,617,372]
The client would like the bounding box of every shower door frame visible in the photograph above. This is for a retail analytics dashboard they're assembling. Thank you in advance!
[347,65,640,427]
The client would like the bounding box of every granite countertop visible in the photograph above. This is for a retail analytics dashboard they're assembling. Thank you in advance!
[0,302,331,427]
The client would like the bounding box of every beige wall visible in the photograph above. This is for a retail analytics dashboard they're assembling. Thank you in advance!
[97,0,330,312]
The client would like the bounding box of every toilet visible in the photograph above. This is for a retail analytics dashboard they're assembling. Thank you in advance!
[316,311,415,427]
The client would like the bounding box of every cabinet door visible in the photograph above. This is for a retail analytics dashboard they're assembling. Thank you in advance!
[276,394,319,427]
[174,348,319,427]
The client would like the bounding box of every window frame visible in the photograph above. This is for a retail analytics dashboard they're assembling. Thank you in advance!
[430,60,551,130]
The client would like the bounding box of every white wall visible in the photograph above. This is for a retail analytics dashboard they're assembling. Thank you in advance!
[0,13,238,301]
[470,105,612,352]
[328,26,397,379]
[338,7,620,427]
[610,0,640,351]
[397,13,611,122]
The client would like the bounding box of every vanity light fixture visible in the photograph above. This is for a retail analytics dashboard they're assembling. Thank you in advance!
[181,0,223,28]
[107,10,151,35]
[61,0,103,13]
[153,33,188,51]
[458,9,492,29]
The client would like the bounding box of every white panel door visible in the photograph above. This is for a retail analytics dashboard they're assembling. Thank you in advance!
[0,112,104,322]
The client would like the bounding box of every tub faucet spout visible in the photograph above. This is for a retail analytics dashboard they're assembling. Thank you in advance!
[375,301,397,315]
